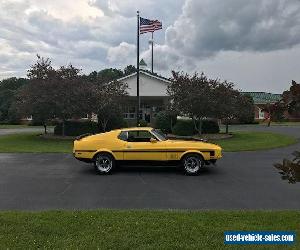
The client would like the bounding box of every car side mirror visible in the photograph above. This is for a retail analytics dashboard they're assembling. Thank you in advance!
[150,138,157,143]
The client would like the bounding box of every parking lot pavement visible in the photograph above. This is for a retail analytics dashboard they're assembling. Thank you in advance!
[0,139,299,210]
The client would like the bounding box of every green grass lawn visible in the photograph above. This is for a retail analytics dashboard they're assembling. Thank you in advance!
[0,131,297,153]
[0,210,298,249]
[0,133,73,153]
[214,131,297,152]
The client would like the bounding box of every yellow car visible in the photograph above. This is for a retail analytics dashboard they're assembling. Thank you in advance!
[73,127,222,175]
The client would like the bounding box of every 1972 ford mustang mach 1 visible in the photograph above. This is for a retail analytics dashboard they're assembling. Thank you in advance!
[73,127,222,175]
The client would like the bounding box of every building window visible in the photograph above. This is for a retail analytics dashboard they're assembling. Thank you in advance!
[258,108,265,119]
[124,106,136,120]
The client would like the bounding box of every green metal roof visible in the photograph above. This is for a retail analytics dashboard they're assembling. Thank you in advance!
[242,92,282,104]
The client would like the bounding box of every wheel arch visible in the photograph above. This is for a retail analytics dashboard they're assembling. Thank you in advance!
[92,149,116,161]
[179,150,205,161]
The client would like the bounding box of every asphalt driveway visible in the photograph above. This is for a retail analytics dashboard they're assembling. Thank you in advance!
[0,125,299,210]
[0,144,299,210]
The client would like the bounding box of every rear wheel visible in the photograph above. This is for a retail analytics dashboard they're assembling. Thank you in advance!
[181,154,204,175]
[94,153,115,174]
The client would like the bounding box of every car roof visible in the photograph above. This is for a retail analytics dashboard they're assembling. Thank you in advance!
[119,127,153,132]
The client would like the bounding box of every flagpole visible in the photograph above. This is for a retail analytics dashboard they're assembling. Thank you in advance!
[136,11,140,126]
[151,32,154,73]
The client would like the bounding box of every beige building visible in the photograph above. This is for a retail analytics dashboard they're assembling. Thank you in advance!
[117,70,171,125]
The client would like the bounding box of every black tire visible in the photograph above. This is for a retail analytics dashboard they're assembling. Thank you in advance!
[181,153,204,175]
[93,153,115,174]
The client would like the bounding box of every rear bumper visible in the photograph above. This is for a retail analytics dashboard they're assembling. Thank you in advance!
[74,155,93,163]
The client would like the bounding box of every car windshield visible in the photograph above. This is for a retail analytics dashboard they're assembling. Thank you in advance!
[151,129,167,141]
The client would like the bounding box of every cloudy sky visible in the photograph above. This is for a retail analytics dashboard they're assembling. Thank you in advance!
[1,0,300,93]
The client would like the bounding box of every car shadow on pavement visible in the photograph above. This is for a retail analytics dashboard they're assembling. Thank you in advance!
[78,164,217,176]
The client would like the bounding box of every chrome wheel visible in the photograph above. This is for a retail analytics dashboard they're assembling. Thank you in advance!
[95,154,113,173]
[183,155,203,174]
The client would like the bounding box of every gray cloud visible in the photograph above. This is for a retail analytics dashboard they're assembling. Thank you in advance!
[166,0,300,58]
[107,42,136,66]
[1,0,300,93]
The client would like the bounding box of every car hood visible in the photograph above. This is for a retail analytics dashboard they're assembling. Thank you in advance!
[165,139,221,150]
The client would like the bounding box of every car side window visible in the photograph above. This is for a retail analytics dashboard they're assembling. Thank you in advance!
[127,131,154,142]
[118,131,128,141]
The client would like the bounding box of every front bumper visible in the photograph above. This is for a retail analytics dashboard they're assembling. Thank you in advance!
[211,149,222,159]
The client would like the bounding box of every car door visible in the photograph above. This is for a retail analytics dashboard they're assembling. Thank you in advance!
[123,130,166,161]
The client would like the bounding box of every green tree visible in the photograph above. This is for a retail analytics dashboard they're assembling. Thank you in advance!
[124,65,137,75]
[237,95,255,124]
[168,71,254,134]
[155,110,177,133]
[263,102,285,127]
[282,80,300,118]
[91,80,128,132]
[96,68,124,83]
[168,72,217,135]
[0,77,28,122]
[215,83,254,133]
[15,56,92,135]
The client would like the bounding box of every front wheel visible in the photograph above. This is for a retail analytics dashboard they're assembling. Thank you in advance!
[181,154,204,175]
[94,153,115,174]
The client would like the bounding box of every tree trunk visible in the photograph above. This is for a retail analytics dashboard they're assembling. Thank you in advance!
[62,120,65,136]
[194,118,202,135]
[199,119,202,135]
[99,119,108,132]
[44,124,47,134]
[226,123,229,134]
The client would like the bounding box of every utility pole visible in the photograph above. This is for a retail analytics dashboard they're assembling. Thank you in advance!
[136,11,140,126]
[151,32,154,73]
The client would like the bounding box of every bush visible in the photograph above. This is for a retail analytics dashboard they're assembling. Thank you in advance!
[97,112,127,132]
[155,111,177,133]
[172,120,194,136]
[138,120,148,127]
[105,115,127,131]
[54,120,99,136]
[201,120,220,134]
[172,119,219,136]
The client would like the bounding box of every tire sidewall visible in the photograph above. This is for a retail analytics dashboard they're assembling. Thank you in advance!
[94,153,115,174]
[181,153,204,175]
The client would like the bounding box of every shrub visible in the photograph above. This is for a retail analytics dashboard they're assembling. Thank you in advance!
[172,119,219,136]
[172,120,194,136]
[54,120,99,136]
[155,111,177,133]
[138,120,148,127]
[105,115,127,131]
[202,120,220,134]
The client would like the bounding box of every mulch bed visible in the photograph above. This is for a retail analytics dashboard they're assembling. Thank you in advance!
[167,133,233,141]
[39,134,76,140]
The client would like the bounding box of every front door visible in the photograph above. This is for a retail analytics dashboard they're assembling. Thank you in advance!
[123,130,166,161]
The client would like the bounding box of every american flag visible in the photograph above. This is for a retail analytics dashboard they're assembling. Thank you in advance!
[140,17,162,34]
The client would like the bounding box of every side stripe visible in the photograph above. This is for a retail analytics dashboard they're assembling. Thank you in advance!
[75,150,97,153]
[111,149,214,153]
